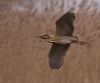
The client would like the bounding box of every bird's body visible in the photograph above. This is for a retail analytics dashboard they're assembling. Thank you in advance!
[40,34,87,45]
[44,35,78,44]
[39,11,88,69]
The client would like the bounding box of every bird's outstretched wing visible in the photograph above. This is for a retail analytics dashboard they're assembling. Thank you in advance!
[56,12,75,36]
[48,43,70,69]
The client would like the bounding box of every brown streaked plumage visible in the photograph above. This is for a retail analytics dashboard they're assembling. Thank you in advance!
[39,11,88,69]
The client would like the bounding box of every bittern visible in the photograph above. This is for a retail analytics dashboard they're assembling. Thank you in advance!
[39,11,88,69]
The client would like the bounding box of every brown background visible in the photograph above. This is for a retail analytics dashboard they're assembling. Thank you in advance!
[0,1,100,83]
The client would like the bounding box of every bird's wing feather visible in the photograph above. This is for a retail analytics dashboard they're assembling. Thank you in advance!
[48,43,70,69]
[56,12,75,36]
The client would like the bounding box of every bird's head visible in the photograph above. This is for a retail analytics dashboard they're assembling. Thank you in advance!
[39,35,50,39]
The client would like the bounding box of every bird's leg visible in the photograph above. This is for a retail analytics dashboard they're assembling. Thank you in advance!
[76,40,89,46]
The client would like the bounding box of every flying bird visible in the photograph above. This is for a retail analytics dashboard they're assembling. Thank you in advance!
[39,11,88,69]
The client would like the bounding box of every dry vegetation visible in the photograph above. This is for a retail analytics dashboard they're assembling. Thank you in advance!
[0,1,100,83]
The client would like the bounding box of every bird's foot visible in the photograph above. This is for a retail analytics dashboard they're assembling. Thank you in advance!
[77,41,90,47]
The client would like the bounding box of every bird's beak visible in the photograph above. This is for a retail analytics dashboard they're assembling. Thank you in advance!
[35,35,44,39]
[39,35,43,38]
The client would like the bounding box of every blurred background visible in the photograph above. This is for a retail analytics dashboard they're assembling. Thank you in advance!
[0,0,100,83]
